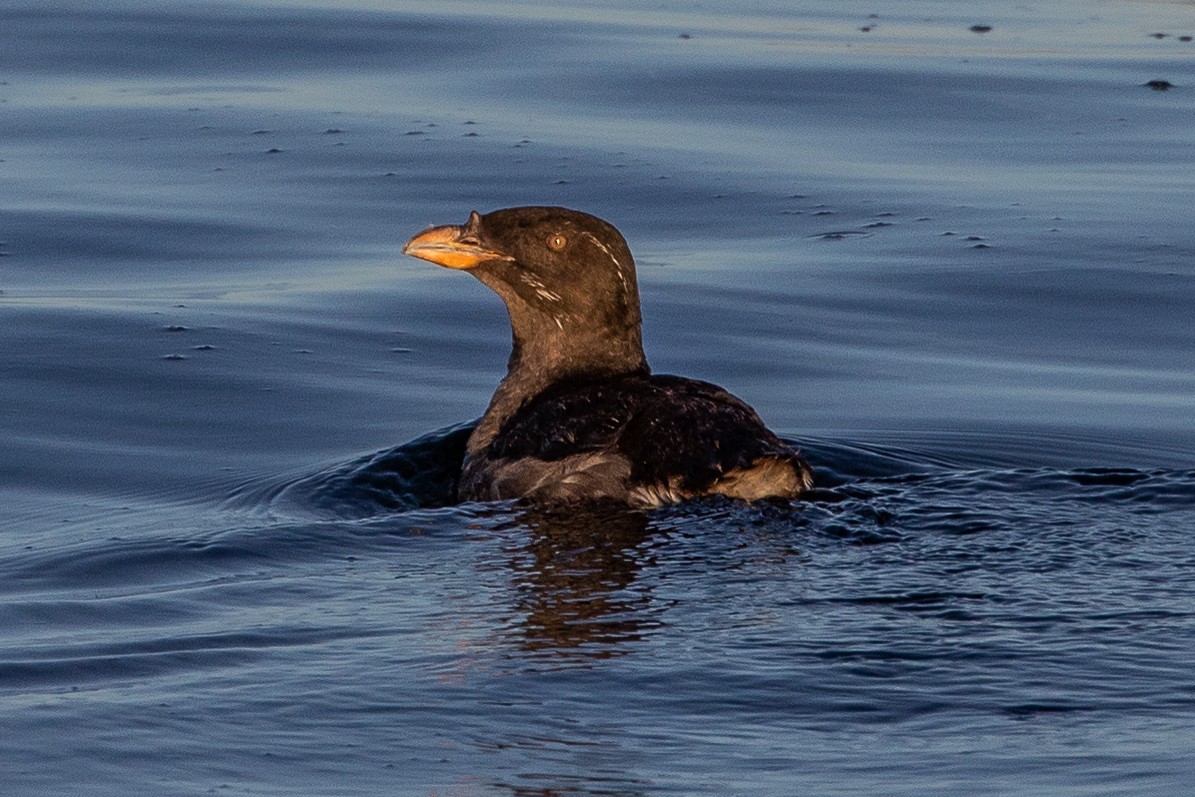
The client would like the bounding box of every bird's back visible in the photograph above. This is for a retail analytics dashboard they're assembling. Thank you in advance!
[460,374,812,506]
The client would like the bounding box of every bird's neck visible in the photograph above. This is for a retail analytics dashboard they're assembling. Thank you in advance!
[466,320,648,457]
[463,267,648,456]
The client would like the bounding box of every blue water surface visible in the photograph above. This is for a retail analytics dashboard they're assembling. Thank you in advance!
[3,1,1195,795]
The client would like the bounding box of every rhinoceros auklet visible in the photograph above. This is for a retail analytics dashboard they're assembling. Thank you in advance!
[402,206,812,507]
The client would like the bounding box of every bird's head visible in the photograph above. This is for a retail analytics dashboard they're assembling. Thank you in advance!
[403,206,646,377]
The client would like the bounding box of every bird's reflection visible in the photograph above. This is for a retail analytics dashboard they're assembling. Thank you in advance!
[493,503,663,658]
[299,423,672,660]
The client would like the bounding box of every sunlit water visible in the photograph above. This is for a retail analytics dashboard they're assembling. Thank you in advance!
[3,1,1195,795]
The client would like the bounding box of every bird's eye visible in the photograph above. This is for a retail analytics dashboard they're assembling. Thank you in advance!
[547,234,567,251]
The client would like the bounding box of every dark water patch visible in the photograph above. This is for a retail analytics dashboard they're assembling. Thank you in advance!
[0,627,362,690]
[808,229,873,241]
[1001,702,1091,719]
[262,422,474,517]
[1067,467,1152,487]
[1065,468,1195,505]
[801,437,953,483]
[998,467,1195,508]
[818,590,989,608]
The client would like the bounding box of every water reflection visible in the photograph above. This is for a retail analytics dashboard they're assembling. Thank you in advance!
[260,428,661,661]
[496,505,661,658]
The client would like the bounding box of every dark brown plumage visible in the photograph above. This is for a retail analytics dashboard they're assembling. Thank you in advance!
[402,206,812,507]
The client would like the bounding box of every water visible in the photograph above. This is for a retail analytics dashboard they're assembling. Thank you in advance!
[3,0,1195,794]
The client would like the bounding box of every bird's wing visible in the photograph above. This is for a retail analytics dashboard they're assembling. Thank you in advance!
[471,374,802,504]
[616,375,792,493]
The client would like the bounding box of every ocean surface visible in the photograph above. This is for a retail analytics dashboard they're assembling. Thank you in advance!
[3,0,1195,794]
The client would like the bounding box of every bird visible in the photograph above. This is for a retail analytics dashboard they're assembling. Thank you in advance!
[402,206,812,507]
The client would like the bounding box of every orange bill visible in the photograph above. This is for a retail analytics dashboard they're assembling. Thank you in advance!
[402,223,512,270]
